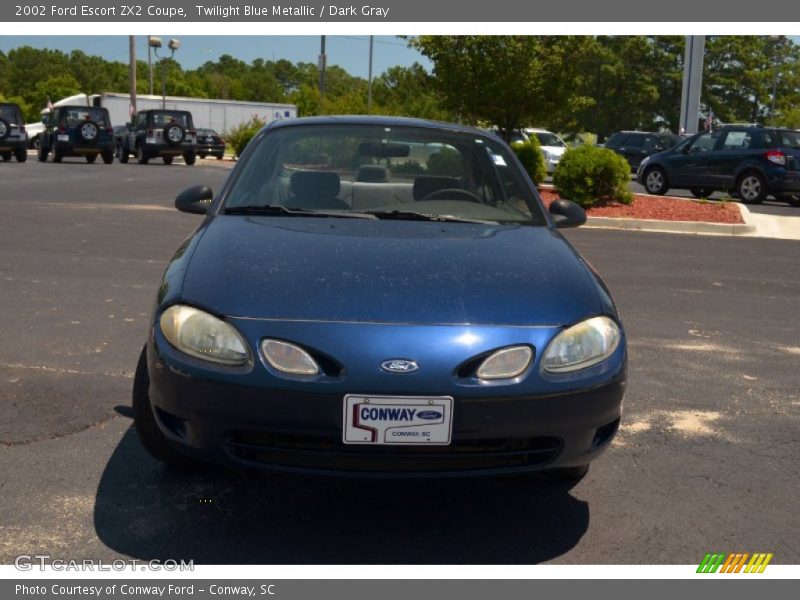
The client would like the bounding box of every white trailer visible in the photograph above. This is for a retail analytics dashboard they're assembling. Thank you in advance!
[90,92,297,133]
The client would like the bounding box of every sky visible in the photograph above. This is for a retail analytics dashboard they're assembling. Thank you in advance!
[0,35,432,78]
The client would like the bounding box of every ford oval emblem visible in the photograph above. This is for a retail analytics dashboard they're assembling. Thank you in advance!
[417,410,443,420]
[380,359,419,374]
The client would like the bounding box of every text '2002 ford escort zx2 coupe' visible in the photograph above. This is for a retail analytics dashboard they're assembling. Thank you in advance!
[133,116,626,480]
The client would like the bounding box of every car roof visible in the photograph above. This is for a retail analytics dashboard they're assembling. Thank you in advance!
[265,115,499,139]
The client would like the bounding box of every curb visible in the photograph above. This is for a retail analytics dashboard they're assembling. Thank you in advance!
[584,211,756,236]
[538,184,757,236]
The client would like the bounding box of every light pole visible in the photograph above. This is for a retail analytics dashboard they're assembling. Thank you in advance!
[367,36,374,114]
[152,37,180,110]
[147,36,159,95]
[770,35,786,121]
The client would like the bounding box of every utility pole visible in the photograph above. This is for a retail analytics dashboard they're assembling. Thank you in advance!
[128,36,137,118]
[367,35,374,114]
[679,36,705,135]
[318,36,327,110]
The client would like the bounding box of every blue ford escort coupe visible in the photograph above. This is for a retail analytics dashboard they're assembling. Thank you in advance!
[133,116,626,479]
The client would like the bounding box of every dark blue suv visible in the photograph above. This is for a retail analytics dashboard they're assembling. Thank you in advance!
[637,126,800,206]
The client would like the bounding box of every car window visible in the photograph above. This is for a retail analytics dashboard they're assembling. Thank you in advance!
[151,112,190,128]
[533,132,566,147]
[642,136,661,150]
[659,135,679,149]
[620,135,644,149]
[61,107,108,127]
[687,131,721,154]
[720,131,753,150]
[769,130,800,149]
[223,124,547,225]
[0,104,22,123]
[605,133,625,148]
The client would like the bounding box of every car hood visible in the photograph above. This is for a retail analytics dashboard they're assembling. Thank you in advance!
[540,145,567,157]
[179,216,601,326]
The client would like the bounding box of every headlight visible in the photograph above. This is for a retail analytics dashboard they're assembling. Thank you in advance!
[262,339,320,375]
[476,345,533,380]
[541,316,621,373]
[160,305,249,366]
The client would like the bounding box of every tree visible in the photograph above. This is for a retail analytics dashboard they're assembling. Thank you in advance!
[371,63,451,120]
[704,36,800,124]
[410,36,595,141]
[571,36,680,141]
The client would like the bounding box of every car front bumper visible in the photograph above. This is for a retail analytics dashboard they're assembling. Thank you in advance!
[146,327,626,478]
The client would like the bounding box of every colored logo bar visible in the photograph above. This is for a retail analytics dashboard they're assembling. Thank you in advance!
[697,552,773,573]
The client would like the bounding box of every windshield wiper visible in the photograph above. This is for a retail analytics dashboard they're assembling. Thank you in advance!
[364,210,499,225]
[224,205,376,219]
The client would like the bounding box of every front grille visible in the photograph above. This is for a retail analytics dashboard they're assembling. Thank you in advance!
[225,431,562,473]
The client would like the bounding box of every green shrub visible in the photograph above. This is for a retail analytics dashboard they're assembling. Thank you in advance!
[511,138,547,185]
[552,146,633,208]
[225,117,266,158]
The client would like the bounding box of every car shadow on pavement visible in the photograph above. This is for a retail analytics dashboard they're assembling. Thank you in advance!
[93,427,590,564]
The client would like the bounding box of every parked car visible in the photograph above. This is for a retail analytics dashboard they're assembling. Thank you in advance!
[37,105,114,164]
[605,131,682,170]
[523,128,568,173]
[133,116,626,480]
[118,109,198,165]
[196,128,226,160]
[0,102,28,162]
[637,126,800,206]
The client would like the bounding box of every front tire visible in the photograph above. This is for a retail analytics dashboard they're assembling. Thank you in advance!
[737,171,766,204]
[37,143,48,162]
[15,147,27,162]
[86,154,97,164]
[136,145,149,165]
[117,143,129,164]
[132,346,195,467]
[163,156,173,166]
[643,166,669,195]
[101,149,114,165]
[183,151,196,166]
[1,152,11,162]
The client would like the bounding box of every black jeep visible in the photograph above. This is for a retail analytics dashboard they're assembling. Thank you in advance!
[0,102,28,162]
[118,109,198,166]
[37,105,114,164]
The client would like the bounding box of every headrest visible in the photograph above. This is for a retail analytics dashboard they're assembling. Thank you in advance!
[290,171,341,199]
[412,176,461,201]
[356,165,388,183]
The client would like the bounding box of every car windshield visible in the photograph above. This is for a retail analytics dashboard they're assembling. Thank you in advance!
[0,104,22,123]
[533,132,565,147]
[198,129,218,136]
[62,107,108,127]
[222,123,547,225]
[152,112,190,128]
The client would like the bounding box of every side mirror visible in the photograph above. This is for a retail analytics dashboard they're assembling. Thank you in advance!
[42,115,51,126]
[175,186,213,215]
[549,199,586,228]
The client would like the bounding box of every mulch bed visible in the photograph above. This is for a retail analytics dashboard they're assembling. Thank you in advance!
[537,187,744,224]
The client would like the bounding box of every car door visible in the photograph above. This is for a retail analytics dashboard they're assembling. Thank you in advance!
[712,128,757,190]
[618,134,645,168]
[661,130,722,187]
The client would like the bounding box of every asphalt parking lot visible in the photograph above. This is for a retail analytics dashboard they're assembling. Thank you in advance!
[1,159,798,564]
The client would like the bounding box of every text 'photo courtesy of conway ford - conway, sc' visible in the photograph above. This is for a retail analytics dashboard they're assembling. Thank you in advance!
[134,116,626,480]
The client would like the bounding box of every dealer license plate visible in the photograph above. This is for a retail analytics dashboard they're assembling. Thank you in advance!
[342,395,453,445]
